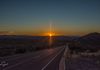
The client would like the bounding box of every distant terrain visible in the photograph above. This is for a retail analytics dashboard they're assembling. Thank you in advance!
[0,35,75,57]
[69,32,100,53]
[0,32,100,57]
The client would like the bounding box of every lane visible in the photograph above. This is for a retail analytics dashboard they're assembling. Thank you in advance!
[42,47,65,70]
[3,49,54,68]
[1,46,65,70]
[1,48,58,70]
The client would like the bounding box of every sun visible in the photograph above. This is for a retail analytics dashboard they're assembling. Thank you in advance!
[49,33,52,37]
[48,32,56,36]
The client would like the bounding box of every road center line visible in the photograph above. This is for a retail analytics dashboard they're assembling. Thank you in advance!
[41,47,65,70]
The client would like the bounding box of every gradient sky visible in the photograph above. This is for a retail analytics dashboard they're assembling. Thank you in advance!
[0,0,100,36]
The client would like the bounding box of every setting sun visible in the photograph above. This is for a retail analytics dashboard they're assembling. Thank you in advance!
[49,33,52,37]
[48,32,55,36]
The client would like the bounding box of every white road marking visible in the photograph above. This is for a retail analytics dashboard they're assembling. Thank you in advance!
[59,56,65,70]
[64,46,68,70]
[59,45,68,70]
[41,47,65,70]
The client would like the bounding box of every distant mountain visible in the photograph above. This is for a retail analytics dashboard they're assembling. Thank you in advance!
[78,32,100,49]
[0,35,47,47]
[81,32,100,39]
[0,35,73,46]
[69,32,100,51]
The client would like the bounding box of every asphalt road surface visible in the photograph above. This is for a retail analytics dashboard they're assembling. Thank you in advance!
[0,47,65,70]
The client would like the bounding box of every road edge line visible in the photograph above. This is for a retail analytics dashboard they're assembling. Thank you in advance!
[41,47,65,70]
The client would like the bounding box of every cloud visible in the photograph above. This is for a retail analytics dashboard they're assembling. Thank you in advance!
[0,31,14,35]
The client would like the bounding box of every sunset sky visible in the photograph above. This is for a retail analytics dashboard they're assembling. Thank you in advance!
[0,0,100,36]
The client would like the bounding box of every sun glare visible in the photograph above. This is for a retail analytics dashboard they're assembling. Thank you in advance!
[48,33,55,36]
[49,33,52,37]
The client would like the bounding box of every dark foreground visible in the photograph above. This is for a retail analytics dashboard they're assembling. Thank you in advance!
[0,47,65,70]
[66,55,100,70]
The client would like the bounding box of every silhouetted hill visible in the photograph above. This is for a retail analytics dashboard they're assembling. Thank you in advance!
[81,32,100,39]
[79,32,100,45]
[77,32,100,51]
[69,32,100,52]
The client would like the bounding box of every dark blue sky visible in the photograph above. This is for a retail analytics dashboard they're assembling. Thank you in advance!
[0,0,100,35]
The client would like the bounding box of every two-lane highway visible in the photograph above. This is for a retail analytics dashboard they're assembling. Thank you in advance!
[1,46,65,70]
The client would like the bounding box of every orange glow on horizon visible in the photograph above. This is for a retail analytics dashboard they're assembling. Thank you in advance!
[43,32,56,36]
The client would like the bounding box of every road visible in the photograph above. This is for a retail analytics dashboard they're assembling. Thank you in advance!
[0,46,65,70]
